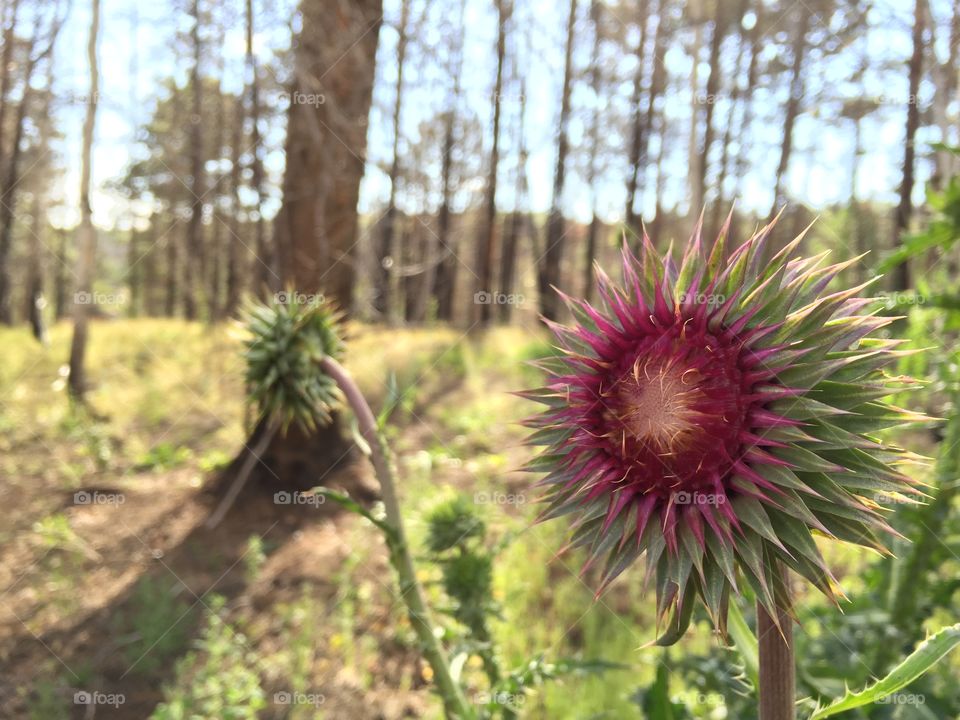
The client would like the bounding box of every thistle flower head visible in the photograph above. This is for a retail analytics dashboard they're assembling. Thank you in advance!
[243,291,343,432]
[523,216,925,643]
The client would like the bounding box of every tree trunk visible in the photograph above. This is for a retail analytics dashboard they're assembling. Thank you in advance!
[584,0,603,302]
[539,0,577,322]
[696,1,725,212]
[208,65,226,321]
[246,0,271,298]
[374,0,410,321]
[68,0,100,400]
[0,0,22,164]
[258,0,381,491]
[475,0,508,325]
[225,95,244,317]
[54,227,68,320]
[431,0,465,323]
[0,7,63,324]
[623,0,650,236]
[686,0,704,220]
[26,190,46,343]
[767,6,810,224]
[709,0,748,240]
[182,0,204,320]
[498,75,527,324]
[891,0,925,291]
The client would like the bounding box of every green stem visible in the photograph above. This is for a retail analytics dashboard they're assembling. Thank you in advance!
[320,357,474,719]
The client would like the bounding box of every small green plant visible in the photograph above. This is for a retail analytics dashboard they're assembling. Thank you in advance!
[151,595,265,719]
[120,576,194,675]
[242,535,267,583]
[135,442,192,471]
[423,496,622,719]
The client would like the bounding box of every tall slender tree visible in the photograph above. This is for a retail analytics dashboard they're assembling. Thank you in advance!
[68,0,101,399]
[475,0,508,325]
[181,0,205,320]
[623,0,650,236]
[583,0,604,302]
[767,4,812,223]
[245,0,270,298]
[432,0,466,322]
[539,0,577,322]
[891,0,925,291]
[375,0,410,321]
[0,4,65,323]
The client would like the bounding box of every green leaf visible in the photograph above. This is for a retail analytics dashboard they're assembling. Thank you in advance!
[807,623,960,719]
[726,600,759,688]
[314,487,396,542]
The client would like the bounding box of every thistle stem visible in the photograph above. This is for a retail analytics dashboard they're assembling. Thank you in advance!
[757,577,795,720]
[320,357,474,720]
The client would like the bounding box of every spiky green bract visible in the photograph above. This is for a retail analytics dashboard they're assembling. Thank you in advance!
[522,215,926,644]
[242,292,344,432]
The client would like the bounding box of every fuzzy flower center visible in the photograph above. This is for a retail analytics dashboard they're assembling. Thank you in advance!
[612,360,704,451]
[595,324,749,496]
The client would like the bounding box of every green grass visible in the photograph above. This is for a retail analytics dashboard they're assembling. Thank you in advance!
[3,318,883,719]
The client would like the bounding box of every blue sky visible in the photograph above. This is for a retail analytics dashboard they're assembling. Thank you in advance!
[45,0,952,232]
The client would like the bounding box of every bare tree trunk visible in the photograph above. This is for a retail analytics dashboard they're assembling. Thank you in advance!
[246,0,270,297]
[623,0,650,236]
[475,0,508,325]
[498,74,526,323]
[68,0,100,400]
[375,0,410,321]
[891,0,925,291]
[26,187,46,343]
[767,6,811,224]
[709,0,748,239]
[0,8,63,324]
[0,0,22,165]
[54,227,68,320]
[539,0,577,322]
[208,60,226,321]
[649,96,668,243]
[583,0,604,302]
[141,215,157,316]
[432,0,465,323]
[686,1,704,220]
[182,0,204,320]
[225,95,244,317]
[931,0,959,189]
[696,1,725,212]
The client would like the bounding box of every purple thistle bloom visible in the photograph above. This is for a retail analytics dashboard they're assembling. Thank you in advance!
[522,215,925,644]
